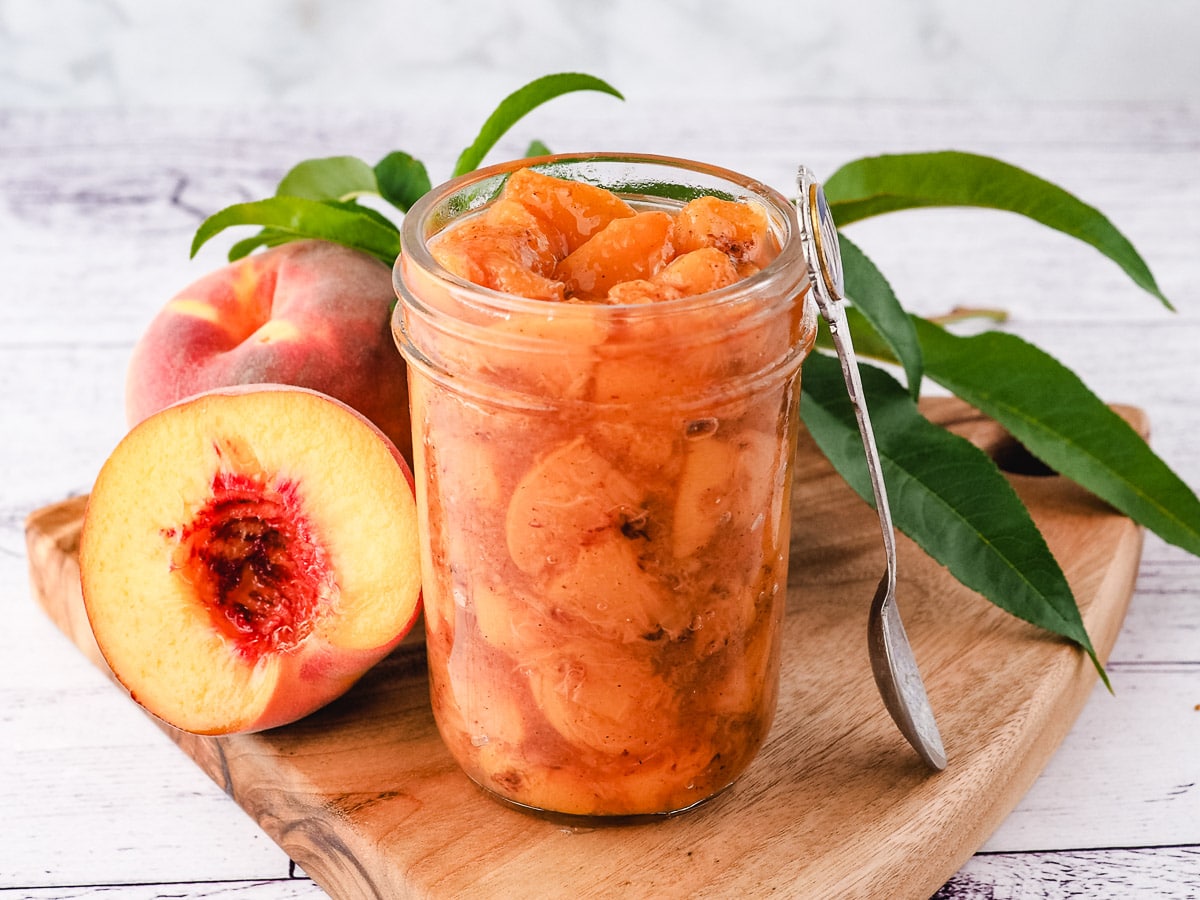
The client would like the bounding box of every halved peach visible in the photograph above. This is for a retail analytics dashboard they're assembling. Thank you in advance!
[433,618,530,757]
[651,247,743,297]
[586,415,681,484]
[504,436,645,577]
[602,278,681,305]
[79,385,422,735]
[472,580,562,656]
[672,434,740,559]
[543,534,693,641]
[673,195,776,269]
[500,167,636,255]
[428,216,564,301]
[673,429,783,560]
[524,644,676,757]
[475,306,609,402]
[555,211,675,300]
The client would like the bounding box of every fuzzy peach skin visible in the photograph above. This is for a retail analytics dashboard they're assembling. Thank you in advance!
[80,384,422,735]
[126,240,412,462]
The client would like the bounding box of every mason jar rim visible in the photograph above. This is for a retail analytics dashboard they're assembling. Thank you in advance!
[394,151,809,320]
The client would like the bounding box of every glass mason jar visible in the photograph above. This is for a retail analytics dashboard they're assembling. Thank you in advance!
[392,154,818,820]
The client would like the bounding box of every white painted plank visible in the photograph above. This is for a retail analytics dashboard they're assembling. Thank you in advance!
[3,104,1196,342]
[982,669,1200,852]
[937,847,1200,899]
[2,595,296,890]
[1114,543,1200,663]
[0,612,296,898]
[9,879,325,899]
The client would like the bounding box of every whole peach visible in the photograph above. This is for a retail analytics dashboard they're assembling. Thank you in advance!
[126,240,411,461]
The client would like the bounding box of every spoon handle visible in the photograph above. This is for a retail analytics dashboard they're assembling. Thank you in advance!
[796,167,946,770]
[820,283,946,770]
[819,299,898,586]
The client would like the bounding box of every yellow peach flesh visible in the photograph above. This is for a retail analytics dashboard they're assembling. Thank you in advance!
[499,167,636,254]
[80,386,420,735]
[554,210,676,300]
[503,436,645,577]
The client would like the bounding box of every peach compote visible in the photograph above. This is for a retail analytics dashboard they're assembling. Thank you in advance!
[393,155,817,818]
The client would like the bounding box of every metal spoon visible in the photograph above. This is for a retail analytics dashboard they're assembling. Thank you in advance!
[796,167,947,771]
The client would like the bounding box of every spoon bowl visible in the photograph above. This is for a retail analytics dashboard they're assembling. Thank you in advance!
[870,572,947,769]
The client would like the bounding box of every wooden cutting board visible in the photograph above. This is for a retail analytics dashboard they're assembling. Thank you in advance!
[24,397,1146,900]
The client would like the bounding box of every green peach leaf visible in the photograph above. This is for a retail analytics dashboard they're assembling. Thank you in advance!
[838,232,924,397]
[824,151,1172,308]
[525,139,552,158]
[814,307,897,363]
[833,307,1200,559]
[912,316,1200,557]
[800,351,1105,679]
[226,227,295,261]
[452,72,623,177]
[275,155,379,202]
[190,196,400,265]
[374,151,432,213]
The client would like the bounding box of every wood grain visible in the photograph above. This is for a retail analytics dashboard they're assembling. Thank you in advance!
[24,398,1146,900]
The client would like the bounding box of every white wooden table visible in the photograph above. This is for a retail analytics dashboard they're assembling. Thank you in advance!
[3,98,1198,898]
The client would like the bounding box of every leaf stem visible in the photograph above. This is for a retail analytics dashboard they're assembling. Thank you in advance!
[926,306,1010,327]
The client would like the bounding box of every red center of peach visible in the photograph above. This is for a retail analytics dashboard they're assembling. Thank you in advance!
[176,470,333,659]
